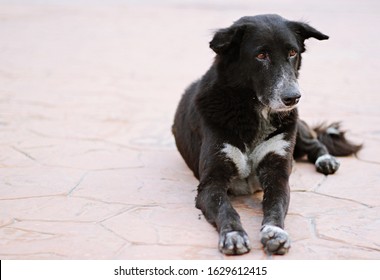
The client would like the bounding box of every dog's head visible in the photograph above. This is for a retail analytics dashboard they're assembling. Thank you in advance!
[210,14,328,112]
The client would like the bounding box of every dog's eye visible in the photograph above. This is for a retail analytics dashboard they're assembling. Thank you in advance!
[256,53,268,60]
[289,49,297,58]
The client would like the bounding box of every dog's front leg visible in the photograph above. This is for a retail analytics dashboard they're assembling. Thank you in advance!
[196,181,251,255]
[256,154,291,255]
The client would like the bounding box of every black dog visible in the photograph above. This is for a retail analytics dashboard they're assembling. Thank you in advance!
[172,14,361,255]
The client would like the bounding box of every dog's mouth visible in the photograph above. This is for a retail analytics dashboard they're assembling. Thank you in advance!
[256,79,301,112]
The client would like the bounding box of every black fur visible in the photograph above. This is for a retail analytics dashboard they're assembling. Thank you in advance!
[314,122,362,156]
[172,14,361,255]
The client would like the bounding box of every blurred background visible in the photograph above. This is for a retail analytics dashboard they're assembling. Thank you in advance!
[1,0,379,259]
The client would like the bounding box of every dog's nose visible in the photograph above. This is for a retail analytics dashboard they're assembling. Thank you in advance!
[281,92,301,106]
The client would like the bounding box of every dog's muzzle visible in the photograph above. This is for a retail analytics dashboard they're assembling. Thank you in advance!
[281,91,301,107]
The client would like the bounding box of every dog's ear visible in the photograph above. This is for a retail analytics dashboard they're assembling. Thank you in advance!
[209,25,246,54]
[288,21,329,41]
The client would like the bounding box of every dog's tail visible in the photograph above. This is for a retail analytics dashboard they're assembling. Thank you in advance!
[313,122,362,156]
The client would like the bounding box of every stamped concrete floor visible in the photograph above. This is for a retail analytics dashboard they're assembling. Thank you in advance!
[0,0,379,259]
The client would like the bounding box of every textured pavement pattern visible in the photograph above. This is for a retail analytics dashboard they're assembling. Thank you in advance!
[1,0,379,259]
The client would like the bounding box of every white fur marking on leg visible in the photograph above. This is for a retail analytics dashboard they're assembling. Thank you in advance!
[221,144,250,178]
[260,225,287,237]
[250,133,290,169]
[315,154,335,166]
[260,225,290,254]
[315,154,340,174]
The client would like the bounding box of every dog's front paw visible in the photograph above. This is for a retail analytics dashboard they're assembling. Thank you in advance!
[315,154,340,175]
[219,230,251,255]
[260,225,290,255]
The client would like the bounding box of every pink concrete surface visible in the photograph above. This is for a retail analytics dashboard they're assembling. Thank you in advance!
[0,0,379,259]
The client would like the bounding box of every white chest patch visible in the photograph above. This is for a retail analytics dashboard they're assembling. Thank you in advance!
[221,133,290,179]
[221,144,250,178]
[250,133,290,169]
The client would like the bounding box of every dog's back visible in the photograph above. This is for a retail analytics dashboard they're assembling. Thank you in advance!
[172,81,203,179]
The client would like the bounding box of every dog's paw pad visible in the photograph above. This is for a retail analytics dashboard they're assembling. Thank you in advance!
[219,230,251,255]
[260,225,290,255]
[315,154,340,175]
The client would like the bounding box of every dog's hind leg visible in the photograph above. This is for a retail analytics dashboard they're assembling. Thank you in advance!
[294,119,341,175]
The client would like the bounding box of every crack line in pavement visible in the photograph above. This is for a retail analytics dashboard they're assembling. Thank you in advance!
[126,240,216,249]
[27,128,147,151]
[12,219,95,224]
[11,146,39,163]
[99,223,131,243]
[316,232,380,252]
[0,252,67,258]
[0,194,66,201]
[112,241,133,258]
[97,206,136,223]
[311,175,328,192]
[310,191,374,208]
[67,171,90,196]
[0,219,17,229]
[72,195,162,207]
[290,189,374,208]
[4,226,58,237]
[356,156,380,166]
